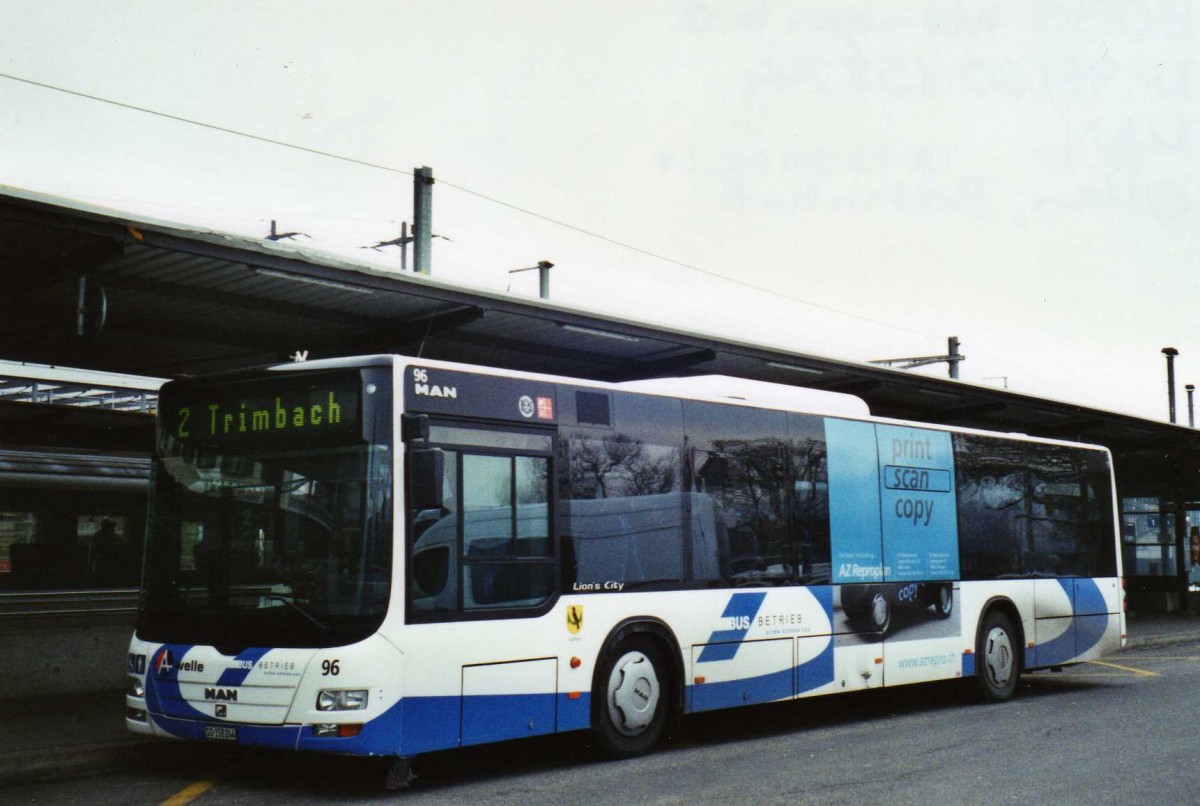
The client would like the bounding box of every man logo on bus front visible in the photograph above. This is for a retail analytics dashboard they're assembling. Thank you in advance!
[156,649,174,677]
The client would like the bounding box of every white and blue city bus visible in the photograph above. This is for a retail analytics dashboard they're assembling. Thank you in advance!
[126,355,1123,786]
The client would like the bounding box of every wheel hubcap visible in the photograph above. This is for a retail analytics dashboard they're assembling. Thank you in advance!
[939,587,952,612]
[608,650,660,736]
[984,627,1013,687]
[871,594,889,628]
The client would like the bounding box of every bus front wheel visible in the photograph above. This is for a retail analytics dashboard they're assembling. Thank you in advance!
[594,637,669,758]
[977,609,1019,702]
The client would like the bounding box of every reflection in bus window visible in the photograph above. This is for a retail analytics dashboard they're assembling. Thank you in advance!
[408,445,554,619]
[686,401,789,587]
[955,435,1114,579]
[789,412,831,584]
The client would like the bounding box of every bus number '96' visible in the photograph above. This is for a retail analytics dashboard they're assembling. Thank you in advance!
[322,660,340,676]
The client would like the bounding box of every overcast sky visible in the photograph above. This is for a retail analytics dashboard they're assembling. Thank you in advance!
[1,1,1197,421]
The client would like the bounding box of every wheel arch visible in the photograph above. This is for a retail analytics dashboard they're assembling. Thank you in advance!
[591,616,686,728]
[976,595,1026,672]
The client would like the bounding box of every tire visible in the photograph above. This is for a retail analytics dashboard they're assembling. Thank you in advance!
[851,588,891,634]
[594,636,670,758]
[934,584,953,619]
[842,585,891,634]
[977,610,1019,702]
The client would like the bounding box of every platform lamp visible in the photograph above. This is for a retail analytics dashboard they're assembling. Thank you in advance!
[1163,347,1179,424]
[1187,384,1196,429]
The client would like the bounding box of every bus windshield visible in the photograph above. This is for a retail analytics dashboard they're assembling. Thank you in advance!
[137,368,393,649]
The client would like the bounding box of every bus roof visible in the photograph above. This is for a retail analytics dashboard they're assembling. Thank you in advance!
[617,375,870,418]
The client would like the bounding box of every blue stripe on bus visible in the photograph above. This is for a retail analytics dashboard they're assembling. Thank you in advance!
[147,710,303,749]
[462,693,557,746]
[1034,620,1076,668]
[393,692,590,755]
[145,644,216,725]
[215,647,272,687]
[1034,579,1110,667]
[797,638,835,695]
[148,691,590,757]
[691,638,834,712]
[811,585,834,621]
[557,691,592,732]
[697,592,768,662]
[145,636,839,756]
[1072,578,1107,618]
[691,665,793,711]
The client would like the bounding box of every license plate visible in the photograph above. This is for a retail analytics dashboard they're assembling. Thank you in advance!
[204,724,238,742]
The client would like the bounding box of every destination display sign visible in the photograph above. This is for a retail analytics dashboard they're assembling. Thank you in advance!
[160,372,361,448]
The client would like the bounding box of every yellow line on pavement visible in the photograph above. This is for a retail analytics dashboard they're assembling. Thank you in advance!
[1123,656,1200,662]
[1088,660,1159,677]
[159,780,216,806]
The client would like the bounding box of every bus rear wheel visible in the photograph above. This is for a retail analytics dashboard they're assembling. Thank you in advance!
[977,610,1019,702]
[594,637,669,758]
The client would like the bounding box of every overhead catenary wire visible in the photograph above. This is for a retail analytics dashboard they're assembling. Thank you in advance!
[1,69,943,342]
[0,71,414,179]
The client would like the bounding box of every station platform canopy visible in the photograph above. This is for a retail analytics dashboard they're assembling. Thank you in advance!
[0,362,160,412]
[1,183,1198,499]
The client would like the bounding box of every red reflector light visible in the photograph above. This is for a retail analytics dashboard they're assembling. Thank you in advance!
[568,691,580,700]
[570,657,582,669]
[694,676,706,684]
[338,724,363,738]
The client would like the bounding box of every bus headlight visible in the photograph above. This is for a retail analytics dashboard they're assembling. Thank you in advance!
[128,677,145,698]
[316,689,368,711]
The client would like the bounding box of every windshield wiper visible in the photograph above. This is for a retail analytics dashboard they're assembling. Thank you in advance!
[262,594,330,632]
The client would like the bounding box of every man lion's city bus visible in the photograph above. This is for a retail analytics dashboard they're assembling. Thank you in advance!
[126,355,1123,786]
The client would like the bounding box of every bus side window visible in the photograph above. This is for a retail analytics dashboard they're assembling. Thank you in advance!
[461,453,553,611]
[955,434,1027,580]
[789,413,830,585]
[409,451,459,615]
[565,392,685,592]
[685,400,789,588]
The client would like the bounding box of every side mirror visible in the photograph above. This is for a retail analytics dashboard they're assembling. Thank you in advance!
[408,448,445,511]
[401,413,430,442]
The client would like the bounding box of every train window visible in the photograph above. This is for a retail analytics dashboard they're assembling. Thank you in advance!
[0,511,36,578]
[0,448,150,592]
[78,515,140,586]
